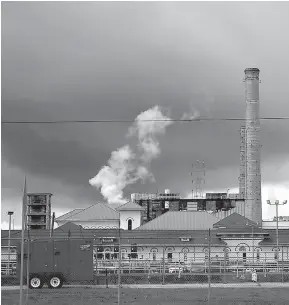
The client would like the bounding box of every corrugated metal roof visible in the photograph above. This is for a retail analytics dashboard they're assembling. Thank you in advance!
[116,201,145,211]
[54,222,83,232]
[213,213,259,229]
[136,211,220,231]
[56,209,83,221]
[62,202,119,221]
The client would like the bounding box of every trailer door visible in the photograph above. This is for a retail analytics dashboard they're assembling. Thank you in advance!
[67,239,94,281]
[53,240,69,276]
[30,241,54,274]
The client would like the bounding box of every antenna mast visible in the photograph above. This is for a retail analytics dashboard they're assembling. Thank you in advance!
[191,160,206,199]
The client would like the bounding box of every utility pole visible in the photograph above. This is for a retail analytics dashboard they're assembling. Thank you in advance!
[267,200,287,271]
[7,211,14,275]
[19,177,27,305]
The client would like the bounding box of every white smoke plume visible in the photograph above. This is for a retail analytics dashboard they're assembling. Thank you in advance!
[89,145,135,204]
[181,108,200,121]
[128,106,173,162]
[89,106,172,204]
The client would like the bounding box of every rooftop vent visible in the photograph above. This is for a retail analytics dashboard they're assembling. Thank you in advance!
[180,236,191,242]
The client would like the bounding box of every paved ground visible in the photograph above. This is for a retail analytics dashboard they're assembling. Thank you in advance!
[2,282,289,290]
[2,286,289,305]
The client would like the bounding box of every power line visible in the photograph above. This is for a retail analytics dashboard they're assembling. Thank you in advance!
[2,117,289,124]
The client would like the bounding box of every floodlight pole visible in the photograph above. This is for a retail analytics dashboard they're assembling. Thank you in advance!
[7,211,14,275]
[267,200,287,271]
[246,222,258,269]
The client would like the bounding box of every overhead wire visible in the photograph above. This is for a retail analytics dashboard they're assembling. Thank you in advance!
[1,117,289,124]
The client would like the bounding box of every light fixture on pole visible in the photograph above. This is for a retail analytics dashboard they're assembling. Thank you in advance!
[7,211,14,275]
[267,199,287,269]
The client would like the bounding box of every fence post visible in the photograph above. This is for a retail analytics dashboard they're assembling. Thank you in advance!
[117,223,121,305]
[223,253,226,283]
[207,229,211,305]
[162,246,165,285]
[178,256,181,279]
[282,246,284,283]
[236,252,239,278]
[264,252,267,278]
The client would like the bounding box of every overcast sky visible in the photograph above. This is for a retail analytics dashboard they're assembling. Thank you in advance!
[2,1,289,228]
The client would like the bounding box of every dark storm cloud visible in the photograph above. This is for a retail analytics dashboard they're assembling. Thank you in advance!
[2,2,289,214]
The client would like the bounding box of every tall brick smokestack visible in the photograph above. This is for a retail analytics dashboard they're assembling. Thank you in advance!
[243,68,262,224]
[239,126,246,199]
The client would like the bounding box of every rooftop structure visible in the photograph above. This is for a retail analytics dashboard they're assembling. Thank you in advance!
[26,193,52,230]
[131,190,244,224]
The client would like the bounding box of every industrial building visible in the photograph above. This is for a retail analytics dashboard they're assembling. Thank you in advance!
[131,190,246,224]
[2,213,289,277]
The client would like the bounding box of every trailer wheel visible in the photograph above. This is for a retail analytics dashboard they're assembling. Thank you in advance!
[29,275,43,289]
[48,275,63,289]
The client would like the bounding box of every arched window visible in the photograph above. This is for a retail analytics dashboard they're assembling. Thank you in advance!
[128,219,132,231]
[150,248,158,261]
[239,246,247,261]
[224,247,230,262]
[104,248,111,260]
[121,248,127,260]
[256,248,260,260]
[204,249,209,261]
[166,247,173,261]
[181,248,189,262]
[239,246,246,252]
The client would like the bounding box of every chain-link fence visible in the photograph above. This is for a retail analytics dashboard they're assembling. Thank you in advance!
[2,235,289,305]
